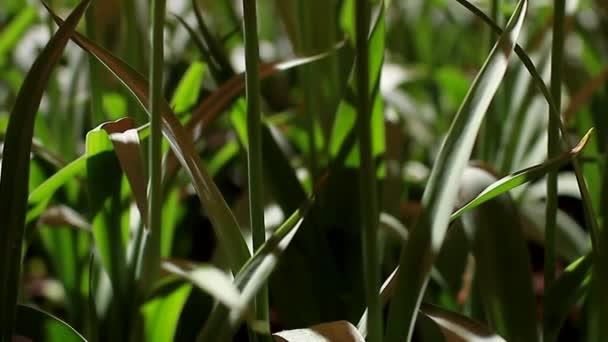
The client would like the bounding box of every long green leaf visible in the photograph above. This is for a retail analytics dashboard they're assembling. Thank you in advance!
[197,199,314,341]
[543,254,593,342]
[384,1,527,340]
[451,129,592,220]
[15,305,87,342]
[44,5,251,273]
[142,281,192,342]
[459,167,538,341]
[455,0,606,336]
[0,1,91,340]
[420,303,506,342]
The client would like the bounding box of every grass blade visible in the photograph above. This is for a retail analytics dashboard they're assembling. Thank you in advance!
[274,321,365,342]
[420,303,506,342]
[197,194,316,341]
[44,6,251,273]
[455,0,606,336]
[0,1,91,339]
[142,281,192,342]
[544,254,593,342]
[15,305,87,342]
[451,129,592,220]
[241,0,269,334]
[459,167,538,341]
[162,261,242,310]
[384,1,527,340]
[355,0,381,340]
[143,0,166,288]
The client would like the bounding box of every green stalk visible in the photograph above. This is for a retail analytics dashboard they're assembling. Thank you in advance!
[544,0,564,300]
[242,0,269,337]
[85,3,104,125]
[143,0,166,286]
[356,0,381,341]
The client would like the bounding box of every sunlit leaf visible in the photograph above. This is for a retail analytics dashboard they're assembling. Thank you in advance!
[384,1,528,340]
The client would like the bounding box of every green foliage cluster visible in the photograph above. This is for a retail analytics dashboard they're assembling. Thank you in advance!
[0,0,606,341]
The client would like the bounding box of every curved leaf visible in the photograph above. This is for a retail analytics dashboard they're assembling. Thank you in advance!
[0,1,91,339]
[458,167,538,342]
[420,303,505,342]
[44,5,250,273]
[15,305,87,342]
[451,129,592,221]
[384,1,528,340]
[274,321,365,342]
[543,254,593,342]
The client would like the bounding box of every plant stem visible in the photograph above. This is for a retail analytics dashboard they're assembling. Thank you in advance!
[144,0,166,286]
[545,0,564,299]
[356,0,381,341]
[242,0,269,336]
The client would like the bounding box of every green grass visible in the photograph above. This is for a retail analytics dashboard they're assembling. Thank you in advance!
[0,0,607,341]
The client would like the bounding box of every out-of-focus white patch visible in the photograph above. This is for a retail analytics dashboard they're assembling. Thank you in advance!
[565,35,582,60]
[167,0,188,15]
[264,204,284,232]
[403,161,429,183]
[14,25,49,71]
[578,9,599,31]
[231,40,276,73]
[381,63,409,94]
[296,167,309,183]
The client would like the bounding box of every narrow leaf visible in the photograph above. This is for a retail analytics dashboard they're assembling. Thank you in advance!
[458,167,538,342]
[384,2,527,340]
[15,305,87,342]
[274,321,365,342]
[45,5,251,273]
[420,303,505,342]
[451,129,592,220]
[0,1,91,339]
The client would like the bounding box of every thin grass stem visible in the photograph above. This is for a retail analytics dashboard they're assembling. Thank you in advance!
[242,0,269,338]
[356,0,381,341]
[144,0,166,286]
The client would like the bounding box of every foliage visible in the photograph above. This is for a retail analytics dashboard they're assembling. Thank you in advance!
[0,0,606,341]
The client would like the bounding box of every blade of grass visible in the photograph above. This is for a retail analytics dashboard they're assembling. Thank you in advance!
[100,118,148,228]
[44,6,251,273]
[192,0,235,80]
[274,321,365,342]
[173,15,223,83]
[161,261,242,310]
[451,129,592,220]
[544,253,593,342]
[355,0,381,340]
[241,0,269,337]
[384,2,527,340]
[142,280,192,342]
[15,305,87,342]
[142,0,166,289]
[455,0,607,337]
[197,188,319,341]
[0,1,91,339]
[420,303,506,342]
[459,167,538,341]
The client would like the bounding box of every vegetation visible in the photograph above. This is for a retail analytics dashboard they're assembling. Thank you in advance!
[0,0,606,341]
